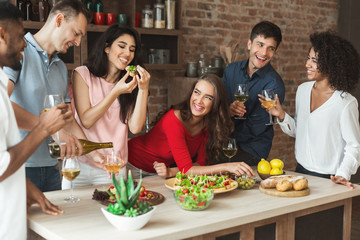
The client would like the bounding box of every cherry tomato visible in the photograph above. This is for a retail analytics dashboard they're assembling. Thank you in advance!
[140,191,145,197]
[224,180,230,185]
[197,201,206,206]
[109,186,115,189]
[140,186,146,192]
[143,190,149,196]
[182,189,189,194]
[209,182,215,186]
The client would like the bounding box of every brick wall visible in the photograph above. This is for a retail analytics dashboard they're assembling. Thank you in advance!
[147,0,339,171]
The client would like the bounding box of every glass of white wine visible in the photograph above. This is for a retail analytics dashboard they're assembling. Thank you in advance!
[104,150,122,174]
[44,94,65,145]
[260,89,277,125]
[222,138,238,162]
[233,84,249,119]
[62,156,81,203]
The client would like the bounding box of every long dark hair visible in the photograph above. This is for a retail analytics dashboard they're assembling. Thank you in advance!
[155,74,233,164]
[85,24,143,123]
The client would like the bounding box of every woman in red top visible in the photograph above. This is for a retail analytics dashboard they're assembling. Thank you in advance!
[128,74,255,178]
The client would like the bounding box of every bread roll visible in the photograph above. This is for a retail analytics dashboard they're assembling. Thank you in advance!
[276,180,293,192]
[293,179,308,191]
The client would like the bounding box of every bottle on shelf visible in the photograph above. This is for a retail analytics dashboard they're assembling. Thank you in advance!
[153,0,165,29]
[165,0,175,30]
[141,4,153,28]
[94,0,103,12]
[48,139,113,159]
[25,0,33,21]
[17,0,27,20]
[38,0,50,22]
[197,53,209,76]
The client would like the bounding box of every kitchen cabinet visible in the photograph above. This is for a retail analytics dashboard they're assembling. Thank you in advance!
[9,0,183,70]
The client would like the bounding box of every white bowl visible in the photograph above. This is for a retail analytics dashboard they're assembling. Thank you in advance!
[101,206,156,231]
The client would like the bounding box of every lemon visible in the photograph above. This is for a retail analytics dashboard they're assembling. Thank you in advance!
[270,159,284,169]
[258,158,271,174]
[270,167,283,175]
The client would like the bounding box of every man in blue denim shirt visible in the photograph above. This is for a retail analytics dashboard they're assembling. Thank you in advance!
[222,21,285,166]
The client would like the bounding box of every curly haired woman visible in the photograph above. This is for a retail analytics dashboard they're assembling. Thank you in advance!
[128,74,255,178]
[263,31,360,189]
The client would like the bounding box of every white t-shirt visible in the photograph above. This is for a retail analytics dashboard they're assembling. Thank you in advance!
[0,68,26,239]
[278,81,360,180]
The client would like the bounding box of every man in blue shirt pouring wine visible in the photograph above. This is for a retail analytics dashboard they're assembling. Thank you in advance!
[222,21,285,166]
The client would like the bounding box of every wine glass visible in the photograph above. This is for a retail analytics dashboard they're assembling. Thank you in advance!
[222,138,238,162]
[62,156,81,203]
[44,94,65,145]
[261,89,277,125]
[233,84,249,119]
[105,150,123,174]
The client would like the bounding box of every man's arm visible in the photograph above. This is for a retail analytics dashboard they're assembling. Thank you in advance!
[0,105,72,182]
[8,80,39,131]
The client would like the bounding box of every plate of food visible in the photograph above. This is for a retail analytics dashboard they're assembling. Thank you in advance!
[92,185,165,206]
[165,172,238,194]
[259,175,310,197]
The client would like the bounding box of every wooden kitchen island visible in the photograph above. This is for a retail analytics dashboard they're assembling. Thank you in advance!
[28,172,360,240]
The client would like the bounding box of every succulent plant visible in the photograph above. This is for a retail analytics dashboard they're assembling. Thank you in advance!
[106,170,150,217]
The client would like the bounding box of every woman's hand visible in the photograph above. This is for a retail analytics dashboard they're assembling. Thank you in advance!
[330,175,354,189]
[258,94,285,121]
[153,161,168,179]
[113,71,138,95]
[226,162,255,177]
[135,65,150,91]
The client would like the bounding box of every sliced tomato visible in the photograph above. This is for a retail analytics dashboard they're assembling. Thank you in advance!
[182,189,189,194]
[197,201,206,206]
[224,180,230,185]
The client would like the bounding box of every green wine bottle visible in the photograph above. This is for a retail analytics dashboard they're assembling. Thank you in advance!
[48,139,113,159]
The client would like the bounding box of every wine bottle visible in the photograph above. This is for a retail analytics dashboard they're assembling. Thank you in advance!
[48,139,113,159]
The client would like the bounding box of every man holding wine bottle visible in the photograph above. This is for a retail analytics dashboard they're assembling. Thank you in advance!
[3,0,96,192]
[0,2,68,238]
[222,21,285,165]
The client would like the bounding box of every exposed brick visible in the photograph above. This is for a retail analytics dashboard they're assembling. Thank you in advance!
[147,0,339,168]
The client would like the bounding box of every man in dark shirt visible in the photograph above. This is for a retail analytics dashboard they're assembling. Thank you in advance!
[222,21,285,166]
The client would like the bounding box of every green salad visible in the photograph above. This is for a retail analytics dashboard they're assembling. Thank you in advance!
[174,186,213,211]
[175,172,231,190]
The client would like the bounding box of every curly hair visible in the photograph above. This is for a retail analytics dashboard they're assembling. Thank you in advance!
[310,31,360,92]
[154,74,233,165]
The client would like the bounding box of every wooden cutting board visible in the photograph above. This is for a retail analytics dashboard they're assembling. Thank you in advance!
[259,186,310,197]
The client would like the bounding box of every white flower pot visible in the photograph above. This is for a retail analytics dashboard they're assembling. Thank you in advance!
[101,206,156,231]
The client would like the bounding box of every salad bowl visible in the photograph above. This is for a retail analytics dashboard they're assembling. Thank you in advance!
[173,186,214,211]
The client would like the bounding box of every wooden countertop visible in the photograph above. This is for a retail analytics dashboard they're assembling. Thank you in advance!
[28,172,360,240]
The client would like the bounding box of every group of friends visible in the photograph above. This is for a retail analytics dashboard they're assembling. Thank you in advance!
[0,0,360,239]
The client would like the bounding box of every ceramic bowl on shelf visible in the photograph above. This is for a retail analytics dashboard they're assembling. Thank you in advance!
[101,206,156,231]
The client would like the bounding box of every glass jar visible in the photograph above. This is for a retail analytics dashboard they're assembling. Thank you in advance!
[141,4,153,28]
[165,0,175,30]
[153,0,165,29]
[197,53,208,76]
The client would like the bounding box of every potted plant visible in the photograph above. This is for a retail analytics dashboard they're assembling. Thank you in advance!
[101,170,156,231]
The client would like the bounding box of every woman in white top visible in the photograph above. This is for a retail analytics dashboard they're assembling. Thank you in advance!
[262,31,360,189]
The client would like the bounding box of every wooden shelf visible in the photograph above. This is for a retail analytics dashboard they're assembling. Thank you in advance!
[16,0,183,71]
